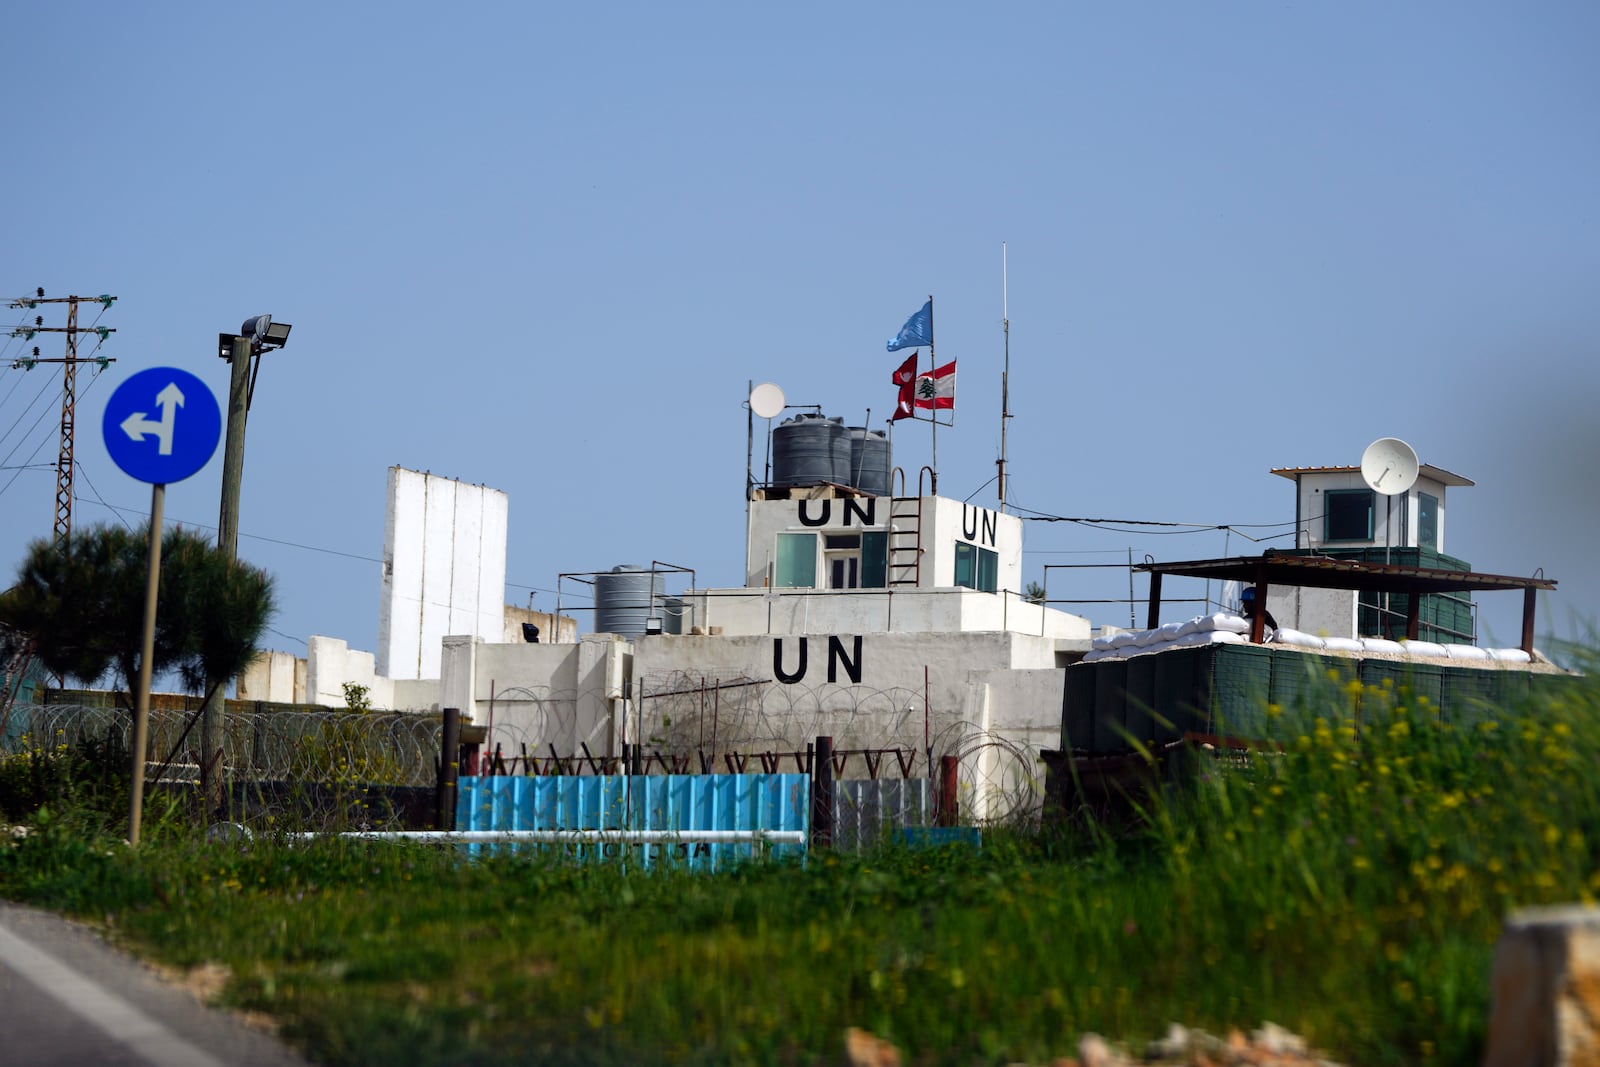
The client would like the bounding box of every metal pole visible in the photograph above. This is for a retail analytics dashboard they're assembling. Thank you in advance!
[810,735,833,850]
[437,707,461,831]
[128,483,164,847]
[216,335,252,556]
[937,755,959,827]
[999,243,1010,513]
[928,295,937,480]
[199,335,253,816]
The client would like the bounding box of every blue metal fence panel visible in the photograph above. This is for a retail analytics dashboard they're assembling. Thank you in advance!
[457,774,809,870]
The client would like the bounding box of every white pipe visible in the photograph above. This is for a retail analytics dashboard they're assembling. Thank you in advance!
[291,829,807,845]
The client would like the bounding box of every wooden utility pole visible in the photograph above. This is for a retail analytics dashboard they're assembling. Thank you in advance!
[7,290,118,545]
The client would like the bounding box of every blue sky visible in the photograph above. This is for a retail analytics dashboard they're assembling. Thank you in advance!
[3,2,1596,666]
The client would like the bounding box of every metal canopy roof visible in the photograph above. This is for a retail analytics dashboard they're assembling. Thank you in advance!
[1268,463,1475,487]
[1133,551,1555,652]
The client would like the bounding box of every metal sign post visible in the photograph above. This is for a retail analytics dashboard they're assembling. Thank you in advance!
[128,484,164,847]
[102,367,221,845]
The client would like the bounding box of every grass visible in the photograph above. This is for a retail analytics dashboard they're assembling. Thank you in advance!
[2,661,1599,1065]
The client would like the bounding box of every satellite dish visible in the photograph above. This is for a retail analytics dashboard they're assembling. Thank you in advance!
[749,382,786,419]
[1360,437,1420,496]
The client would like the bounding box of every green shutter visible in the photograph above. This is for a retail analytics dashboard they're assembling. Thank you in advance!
[861,531,887,588]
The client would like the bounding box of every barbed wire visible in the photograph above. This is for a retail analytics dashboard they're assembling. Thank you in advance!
[9,693,1049,829]
[2,704,442,787]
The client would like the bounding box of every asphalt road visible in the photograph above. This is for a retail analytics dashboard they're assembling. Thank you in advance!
[0,902,312,1067]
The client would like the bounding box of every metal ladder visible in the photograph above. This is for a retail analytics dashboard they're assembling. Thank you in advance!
[887,466,936,588]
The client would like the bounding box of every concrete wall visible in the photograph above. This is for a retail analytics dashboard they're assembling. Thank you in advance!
[438,628,1068,759]
[1271,586,1359,639]
[237,651,303,704]
[378,467,508,681]
[963,667,1065,821]
[743,493,1023,594]
[501,606,579,646]
[440,634,627,760]
[683,586,1089,640]
[923,497,1024,593]
[307,636,385,708]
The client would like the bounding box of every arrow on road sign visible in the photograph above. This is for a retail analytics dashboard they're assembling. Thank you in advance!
[119,382,184,456]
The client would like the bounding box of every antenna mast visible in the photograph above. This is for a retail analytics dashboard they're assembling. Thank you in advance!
[998,244,1011,513]
[7,290,118,545]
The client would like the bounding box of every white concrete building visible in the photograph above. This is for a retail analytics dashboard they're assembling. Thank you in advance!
[377,467,508,681]
[438,483,1092,820]
[1263,462,1477,641]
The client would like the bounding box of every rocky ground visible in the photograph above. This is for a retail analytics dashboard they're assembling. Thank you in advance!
[844,1021,1346,1066]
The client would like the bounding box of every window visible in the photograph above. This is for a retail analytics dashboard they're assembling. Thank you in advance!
[954,542,998,592]
[1324,489,1374,542]
[824,534,860,589]
[1418,493,1439,550]
[821,532,888,588]
[774,533,816,587]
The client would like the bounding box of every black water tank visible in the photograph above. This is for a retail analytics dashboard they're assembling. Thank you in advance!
[772,414,847,487]
[848,427,891,496]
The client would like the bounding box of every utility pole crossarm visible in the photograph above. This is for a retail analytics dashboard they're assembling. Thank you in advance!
[7,294,116,309]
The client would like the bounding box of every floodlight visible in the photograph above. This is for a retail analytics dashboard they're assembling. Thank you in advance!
[240,314,293,350]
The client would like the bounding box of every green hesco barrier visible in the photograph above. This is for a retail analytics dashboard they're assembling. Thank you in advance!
[1441,667,1503,727]
[1062,663,1098,752]
[1153,647,1211,738]
[1091,659,1130,754]
[1498,668,1531,709]
[1209,644,1275,740]
[1359,659,1445,719]
[1528,670,1575,707]
[1269,651,1340,715]
[1124,653,1169,746]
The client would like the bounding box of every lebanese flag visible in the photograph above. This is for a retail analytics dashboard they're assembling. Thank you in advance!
[913,359,955,409]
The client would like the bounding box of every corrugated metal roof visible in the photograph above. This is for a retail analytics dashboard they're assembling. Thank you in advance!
[1135,552,1552,594]
[1268,464,1474,487]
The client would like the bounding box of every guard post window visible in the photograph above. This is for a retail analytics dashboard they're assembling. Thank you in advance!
[1324,489,1375,542]
[954,542,998,593]
[774,533,817,588]
[1418,492,1439,550]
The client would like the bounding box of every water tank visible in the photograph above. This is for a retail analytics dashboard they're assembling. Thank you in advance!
[772,414,848,488]
[593,565,663,637]
[661,595,684,635]
[848,427,891,496]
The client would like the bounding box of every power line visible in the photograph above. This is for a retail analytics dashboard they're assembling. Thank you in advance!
[0,373,59,457]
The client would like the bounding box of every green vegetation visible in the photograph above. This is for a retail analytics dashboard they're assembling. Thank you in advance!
[0,524,276,702]
[2,664,1598,1065]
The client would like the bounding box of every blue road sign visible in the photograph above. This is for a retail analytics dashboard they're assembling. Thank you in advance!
[102,367,222,485]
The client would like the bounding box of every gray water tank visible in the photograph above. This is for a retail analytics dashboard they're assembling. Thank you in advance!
[593,565,664,637]
[848,427,891,496]
[661,595,684,635]
[772,413,848,488]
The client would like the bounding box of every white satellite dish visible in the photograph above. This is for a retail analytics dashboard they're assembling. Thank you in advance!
[1360,437,1420,496]
[749,382,786,419]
